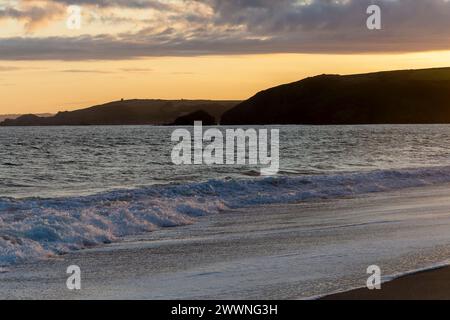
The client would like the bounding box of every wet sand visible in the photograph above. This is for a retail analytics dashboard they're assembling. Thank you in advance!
[3,184,450,299]
[322,266,450,300]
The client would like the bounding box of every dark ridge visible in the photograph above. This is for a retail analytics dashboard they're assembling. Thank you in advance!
[169,110,217,126]
[0,99,239,126]
[0,113,53,122]
[221,67,450,125]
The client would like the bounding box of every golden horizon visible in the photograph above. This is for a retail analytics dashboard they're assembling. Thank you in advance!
[2,51,450,114]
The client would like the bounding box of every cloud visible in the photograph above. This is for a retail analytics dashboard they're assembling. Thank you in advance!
[120,67,153,72]
[0,0,449,60]
[60,69,114,73]
[48,0,175,10]
[59,67,153,73]
[0,1,65,31]
[0,66,21,71]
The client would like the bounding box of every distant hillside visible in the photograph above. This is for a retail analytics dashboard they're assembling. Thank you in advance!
[0,114,52,122]
[0,100,238,126]
[221,67,450,125]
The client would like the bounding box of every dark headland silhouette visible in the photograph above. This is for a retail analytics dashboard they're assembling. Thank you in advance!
[0,113,53,122]
[222,67,450,125]
[0,100,237,126]
[3,67,450,126]
[169,110,217,126]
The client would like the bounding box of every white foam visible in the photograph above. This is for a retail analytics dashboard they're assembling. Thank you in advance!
[3,165,450,266]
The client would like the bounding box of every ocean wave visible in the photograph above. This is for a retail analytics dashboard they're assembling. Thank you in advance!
[2,165,450,266]
[1,162,21,167]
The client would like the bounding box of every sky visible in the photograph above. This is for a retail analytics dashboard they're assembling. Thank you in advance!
[1,0,450,114]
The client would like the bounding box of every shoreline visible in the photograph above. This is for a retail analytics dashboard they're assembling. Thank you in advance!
[3,183,450,299]
[321,265,450,300]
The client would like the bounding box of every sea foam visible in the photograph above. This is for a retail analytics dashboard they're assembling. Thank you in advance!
[2,165,450,266]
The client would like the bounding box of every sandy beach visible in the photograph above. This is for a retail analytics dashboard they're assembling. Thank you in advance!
[2,183,450,299]
[323,265,450,300]
[2,0,450,305]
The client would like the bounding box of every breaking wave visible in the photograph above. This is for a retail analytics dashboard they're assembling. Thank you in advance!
[2,165,450,266]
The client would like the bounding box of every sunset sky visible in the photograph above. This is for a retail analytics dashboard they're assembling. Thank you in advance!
[1,0,450,114]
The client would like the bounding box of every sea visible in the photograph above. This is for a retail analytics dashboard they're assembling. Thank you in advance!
[2,124,450,270]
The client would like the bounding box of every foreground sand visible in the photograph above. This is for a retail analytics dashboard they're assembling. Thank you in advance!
[323,266,450,300]
[3,183,450,299]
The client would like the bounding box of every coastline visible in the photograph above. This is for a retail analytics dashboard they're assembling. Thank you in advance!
[321,265,450,300]
[3,183,450,299]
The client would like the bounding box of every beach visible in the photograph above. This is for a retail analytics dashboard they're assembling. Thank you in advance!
[3,182,450,299]
[2,0,450,304]
[323,265,450,300]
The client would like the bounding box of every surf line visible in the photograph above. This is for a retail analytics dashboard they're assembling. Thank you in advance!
[171,121,279,175]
